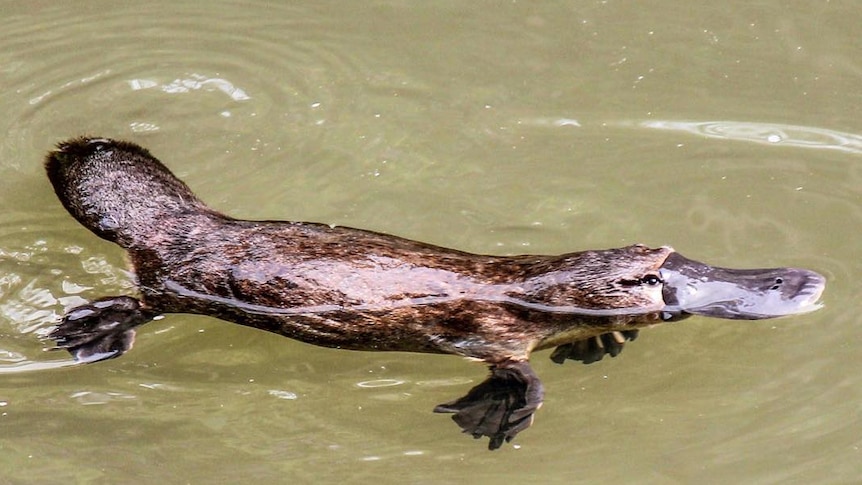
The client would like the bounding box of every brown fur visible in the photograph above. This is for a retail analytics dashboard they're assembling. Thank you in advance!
[46,137,676,362]
[45,137,824,449]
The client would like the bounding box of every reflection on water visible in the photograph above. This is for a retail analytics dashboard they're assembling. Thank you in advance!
[639,119,862,155]
[527,117,862,155]
[0,223,135,374]
[356,379,405,389]
[267,389,298,400]
[0,359,79,374]
[127,73,252,102]
[27,69,114,106]
[70,390,138,405]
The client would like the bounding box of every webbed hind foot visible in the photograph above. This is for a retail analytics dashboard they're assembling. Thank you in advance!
[50,296,155,363]
[433,360,544,450]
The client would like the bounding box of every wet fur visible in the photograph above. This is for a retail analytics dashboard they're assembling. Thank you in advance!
[44,137,823,449]
[46,137,671,362]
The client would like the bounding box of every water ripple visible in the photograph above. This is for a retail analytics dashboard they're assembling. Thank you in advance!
[127,74,251,102]
[0,218,134,374]
[355,379,406,389]
[0,2,393,155]
[639,120,862,155]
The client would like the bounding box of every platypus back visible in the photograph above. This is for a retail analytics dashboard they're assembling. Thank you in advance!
[45,137,212,249]
[44,136,826,450]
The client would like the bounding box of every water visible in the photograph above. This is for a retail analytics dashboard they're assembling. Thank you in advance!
[1,1,860,483]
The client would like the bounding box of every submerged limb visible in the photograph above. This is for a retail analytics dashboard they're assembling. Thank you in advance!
[49,296,156,363]
[433,360,544,450]
[549,330,639,365]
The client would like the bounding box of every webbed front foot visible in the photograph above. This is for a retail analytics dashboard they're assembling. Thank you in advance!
[550,330,639,365]
[50,296,155,363]
[433,361,544,450]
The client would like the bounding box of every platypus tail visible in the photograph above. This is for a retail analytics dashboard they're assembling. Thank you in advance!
[45,137,211,249]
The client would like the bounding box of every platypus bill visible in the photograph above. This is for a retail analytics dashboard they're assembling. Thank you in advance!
[45,137,826,449]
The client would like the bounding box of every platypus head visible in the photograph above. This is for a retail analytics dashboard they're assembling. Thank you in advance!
[530,245,824,321]
[659,251,826,320]
[45,137,209,249]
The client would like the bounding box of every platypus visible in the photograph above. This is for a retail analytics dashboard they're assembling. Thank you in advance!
[45,137,826,449]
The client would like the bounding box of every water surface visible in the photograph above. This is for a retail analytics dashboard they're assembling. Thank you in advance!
[1,1,860,483]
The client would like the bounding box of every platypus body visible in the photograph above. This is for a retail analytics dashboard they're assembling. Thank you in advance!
[45,137,825,449]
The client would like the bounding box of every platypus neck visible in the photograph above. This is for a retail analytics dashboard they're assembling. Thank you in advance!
[45,137,215,249]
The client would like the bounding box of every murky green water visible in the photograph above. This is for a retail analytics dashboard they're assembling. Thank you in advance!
[1,1,860,483]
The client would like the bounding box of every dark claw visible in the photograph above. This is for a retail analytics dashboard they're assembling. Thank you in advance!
[434,361,544,450]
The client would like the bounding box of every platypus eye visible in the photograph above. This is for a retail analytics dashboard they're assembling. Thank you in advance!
[641,274,662,286]
[619,274,662,287]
